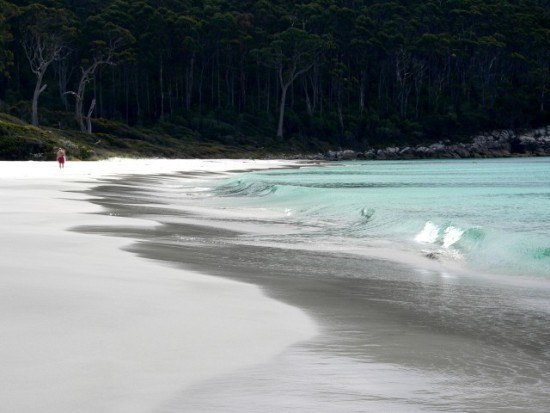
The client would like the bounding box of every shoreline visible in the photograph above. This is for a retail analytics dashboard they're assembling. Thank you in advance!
[0,159,316,412]
[82,167,550,412]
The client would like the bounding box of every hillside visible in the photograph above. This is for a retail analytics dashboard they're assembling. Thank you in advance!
[0,112,274,160]
[0,0,548,155]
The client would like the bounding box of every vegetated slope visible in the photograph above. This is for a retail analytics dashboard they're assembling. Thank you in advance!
[0,0,548,155]
[0,113,270,160]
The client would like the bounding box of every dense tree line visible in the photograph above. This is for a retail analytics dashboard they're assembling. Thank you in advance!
[0,0,548,149]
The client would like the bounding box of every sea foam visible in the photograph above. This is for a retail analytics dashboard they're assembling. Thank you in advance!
[415,221,440,244]
[442,226,465,248]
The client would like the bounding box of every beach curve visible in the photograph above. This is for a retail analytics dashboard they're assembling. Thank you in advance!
[0,159,317,412]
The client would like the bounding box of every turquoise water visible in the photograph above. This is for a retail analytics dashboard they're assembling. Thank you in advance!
[211,158,550,278]
[88,161,550,412]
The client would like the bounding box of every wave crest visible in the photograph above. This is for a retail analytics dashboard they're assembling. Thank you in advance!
[215,179,278,197]
[415,221,485,251]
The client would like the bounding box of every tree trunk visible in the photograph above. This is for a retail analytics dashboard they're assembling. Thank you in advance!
[72,64,99,132]
[199,63,204,111]
[99,70,104,118]
[186,55,195,110]
[277,82,289,138]
[167,80,172,115]
[256,70,261,111]
[312,64,319,113]
[159,56,164,119]
[304,78,313,116]
[211,58,215,106]
[134,70,141,118]
[216,51,221,108]
[266,73,270,113]
[57,61,70,111]
[75,97,84,131]
[75,75,87,132]
[85,98,96,134]
[360,69,366,112]
[111,70,116,118]
[31,71,46,126]
[144,72,149,113]
[240,58,246,110]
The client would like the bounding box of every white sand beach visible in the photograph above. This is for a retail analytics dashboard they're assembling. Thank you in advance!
[0,159,316,413]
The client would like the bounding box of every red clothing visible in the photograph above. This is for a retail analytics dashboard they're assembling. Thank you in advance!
[57,156,65,164]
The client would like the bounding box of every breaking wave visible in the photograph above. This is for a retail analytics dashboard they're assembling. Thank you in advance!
[415,221,484,250]
[208,159,550,278]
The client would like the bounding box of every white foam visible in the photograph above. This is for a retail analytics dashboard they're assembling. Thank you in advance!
[414,221,440,244]
[442,226,465,248]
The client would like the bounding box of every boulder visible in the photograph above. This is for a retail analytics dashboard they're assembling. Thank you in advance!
[339,149,358,160]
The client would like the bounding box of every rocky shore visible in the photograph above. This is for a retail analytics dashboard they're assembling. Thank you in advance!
[304,126,550,161]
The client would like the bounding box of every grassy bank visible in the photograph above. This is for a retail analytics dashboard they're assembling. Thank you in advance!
[0,113,276,160]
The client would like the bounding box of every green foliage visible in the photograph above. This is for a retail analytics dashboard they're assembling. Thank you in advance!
[0,0,15,76]
[82,16,135,64]
[92,118,162,143]
[17,3,76,59]
[0,120,56,159]
[255,28,323,79]
[0,112,266,159]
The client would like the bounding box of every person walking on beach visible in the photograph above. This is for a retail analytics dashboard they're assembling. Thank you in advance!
[57,148,66,169]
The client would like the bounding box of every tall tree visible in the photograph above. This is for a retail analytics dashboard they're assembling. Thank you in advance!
[68,18,133,133]
[19,4,74,126]
[256,28,323,138]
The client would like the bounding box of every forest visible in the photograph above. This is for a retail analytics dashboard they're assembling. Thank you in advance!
[0,0,549,155]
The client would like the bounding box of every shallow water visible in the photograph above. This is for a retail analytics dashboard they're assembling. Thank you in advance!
[83,159,550,412]
[208,158,550,278]
[148,242,550,413]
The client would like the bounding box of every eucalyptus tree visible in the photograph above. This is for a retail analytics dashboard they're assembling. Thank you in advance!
[203,12,241,110]
[173,14,201,111]
[68,18,134,133]
[255,28,323,138]
[321,5,357,132]
[19,4,74,126]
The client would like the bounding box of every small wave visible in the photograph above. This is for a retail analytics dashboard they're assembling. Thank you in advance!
[415,221,484,252]
[360,208,375,221]
[533,247,550,260]
[442,226,464,248]
[415,221,440,244]
[455,228,486,251]
[215,179,278,197]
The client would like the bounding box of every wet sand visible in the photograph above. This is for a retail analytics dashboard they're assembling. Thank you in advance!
[80,173,550,412]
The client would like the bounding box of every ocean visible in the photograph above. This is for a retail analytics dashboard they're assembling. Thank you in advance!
[208,158,550,280]
[88,157,550,412]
